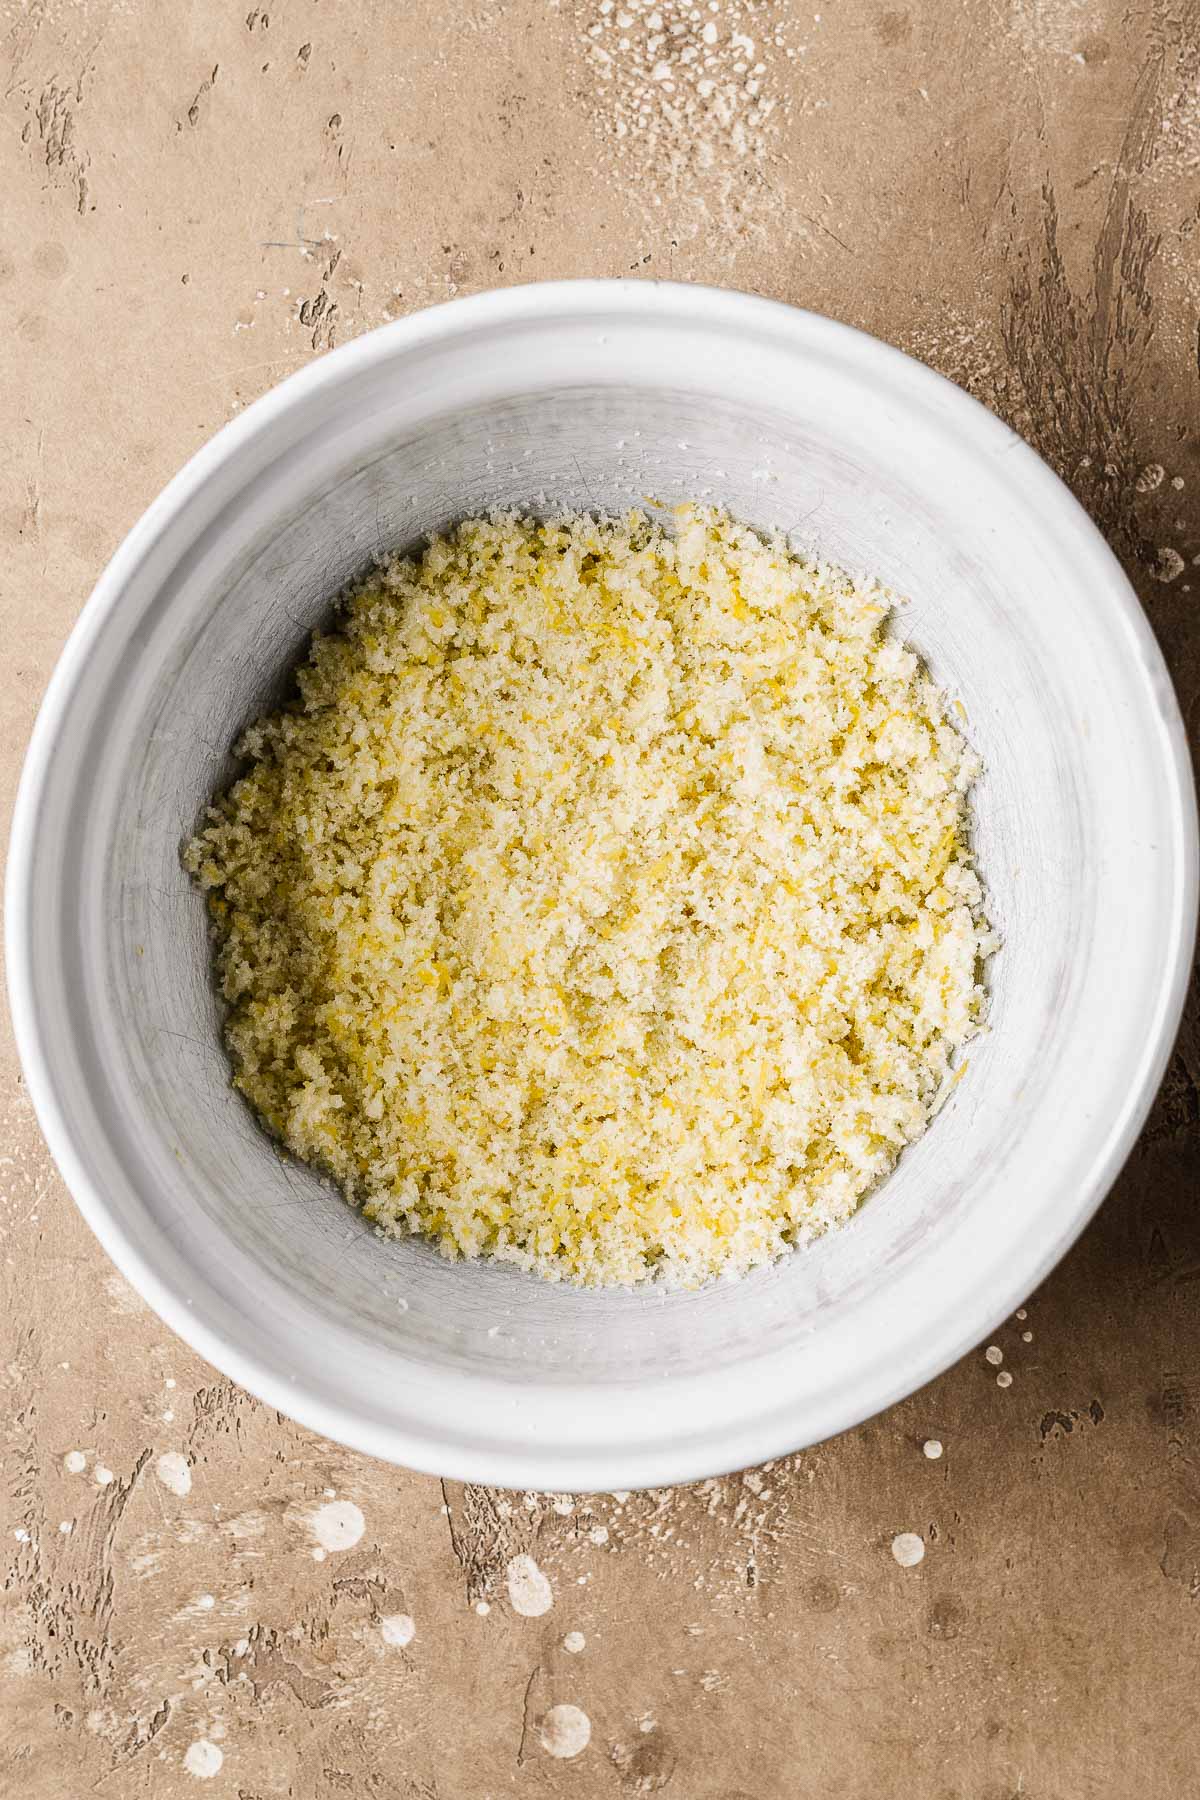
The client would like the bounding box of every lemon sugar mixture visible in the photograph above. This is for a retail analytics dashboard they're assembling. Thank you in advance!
[185,506,994,1287]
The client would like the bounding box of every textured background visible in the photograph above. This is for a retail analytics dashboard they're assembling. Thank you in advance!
[3,1,1200,1794]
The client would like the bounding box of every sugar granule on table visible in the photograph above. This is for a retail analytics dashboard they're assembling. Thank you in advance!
[186,504,995,1289]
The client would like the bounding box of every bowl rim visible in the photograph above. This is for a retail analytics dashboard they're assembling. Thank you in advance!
[7,277,1198,1490]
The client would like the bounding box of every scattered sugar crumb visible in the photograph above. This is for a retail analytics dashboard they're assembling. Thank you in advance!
[475,1600,491,1616]
[58,1520,72,1534]
[922,1439,943,1460]
[1022,1330,1033,1342]
[563,1630,586,1652]
[538,1703,592,1758]
[63,1451,87,1475]
[197,1593,215,1610]
[891,1531,925,1567]
[589,1525,610,1546]
[985,1345,1003,1366]
[380,1613,416,1647]
[997,1370,1013,1388]
[1015,1308,1027,1320]
[576,0,795,248]
[1136,462,1165,493]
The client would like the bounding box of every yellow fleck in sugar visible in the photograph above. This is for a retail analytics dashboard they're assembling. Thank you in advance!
[184,506,995,1288]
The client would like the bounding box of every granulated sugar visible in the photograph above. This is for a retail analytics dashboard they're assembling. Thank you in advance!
[187,506,993,1291]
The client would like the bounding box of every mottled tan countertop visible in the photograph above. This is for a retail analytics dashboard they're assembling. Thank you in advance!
[3,2,1200,1794]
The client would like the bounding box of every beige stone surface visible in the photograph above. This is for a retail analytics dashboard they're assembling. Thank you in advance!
[3,1,1200,1793]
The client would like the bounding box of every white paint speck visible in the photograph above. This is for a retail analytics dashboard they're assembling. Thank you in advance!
[380,1613,415,1647]
[156,1452,192,1497]
[539,1703,591,1758]
[59,1520,73,1535]
[162,1410,175,1423]
[1153,547,1186,583]
[165,1378,177,1390]
[589,1525,609,1546]
[475,1600,491,1616]
[14,1528,29,1543]
[997,1370,1013,1388]
[184,1739,224,1780]
[891,1532,925,1568]
[310,1500,364,1552]
[563,1630,586,1653]
[197,1593,215,1610]
[64,1451,87,1474]
[922,1439,943,1460]
[984,1345,1003,1366]
[94,1466,114,1487]
[506,1554,553,1617]
[104,1272,146,1315]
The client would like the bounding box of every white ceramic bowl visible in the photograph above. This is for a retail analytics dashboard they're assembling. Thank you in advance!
[7,281,1196,1490]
